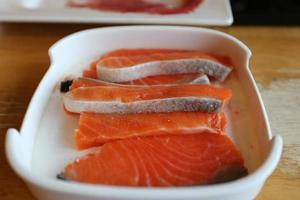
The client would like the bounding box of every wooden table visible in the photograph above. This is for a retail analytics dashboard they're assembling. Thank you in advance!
[0,23,299,200]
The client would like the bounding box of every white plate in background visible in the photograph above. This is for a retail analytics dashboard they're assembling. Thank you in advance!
[0,0,233,26]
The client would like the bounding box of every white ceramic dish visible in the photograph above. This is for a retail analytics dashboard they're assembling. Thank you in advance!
[0,0,233,26]
[6,26,282,200]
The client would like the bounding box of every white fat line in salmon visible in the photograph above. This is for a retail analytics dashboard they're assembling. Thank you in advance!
[124,127,222,138]
[97,58,232,83]
[63,96,223,114]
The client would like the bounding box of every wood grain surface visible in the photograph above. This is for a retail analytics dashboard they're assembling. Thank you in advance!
[0,23,299,200]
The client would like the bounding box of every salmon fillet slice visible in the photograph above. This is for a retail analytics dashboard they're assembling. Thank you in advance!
[63,84,232,114]
[75,112,227,149]
[96,50,232,82]
[95,49,230,69]
[87,49,192,72]
[68,0,203,15]
[83,70,210,85]
[99,49,207,60]
[99,50,231,69]
[70,74,209,91]
[83,49,231,83]
[61,132,247,186]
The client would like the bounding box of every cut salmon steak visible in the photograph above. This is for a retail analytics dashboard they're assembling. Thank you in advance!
[95,49,232,82]
[69,74,210,91]
[68,0,203,15]
[63,84,232,114]
[61,133,247,186]
[83,49,232,83]
[75,112,226,149]
[82,70,210,85]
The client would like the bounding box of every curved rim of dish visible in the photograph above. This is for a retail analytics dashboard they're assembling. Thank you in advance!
[49,26,251,61]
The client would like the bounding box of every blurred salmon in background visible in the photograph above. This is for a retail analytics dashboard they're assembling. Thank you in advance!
[68,0,203,14]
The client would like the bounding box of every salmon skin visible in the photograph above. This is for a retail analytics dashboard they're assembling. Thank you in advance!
[96,49,232,82]
[75,112,227,149]
[68,0,203,15]
[61,132,247,186]
[63,84,232,114]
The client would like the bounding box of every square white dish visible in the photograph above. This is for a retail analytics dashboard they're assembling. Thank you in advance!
[5,26,282,200]
[0,0,233,26]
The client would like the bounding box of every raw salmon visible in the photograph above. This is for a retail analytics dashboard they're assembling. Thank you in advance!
[97,50,232,82]
[61,132,247,186]
[75,112,226,149]
[69,77,131,91]
[86,49,191,74]
[83,49,231,83]
[70,74,209,91]
[127,73,210,85]
[100,49,192,60]
[68,0,203,15]
[83,69,210,85]
[98,49,232,68]
[63,84,232,114]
